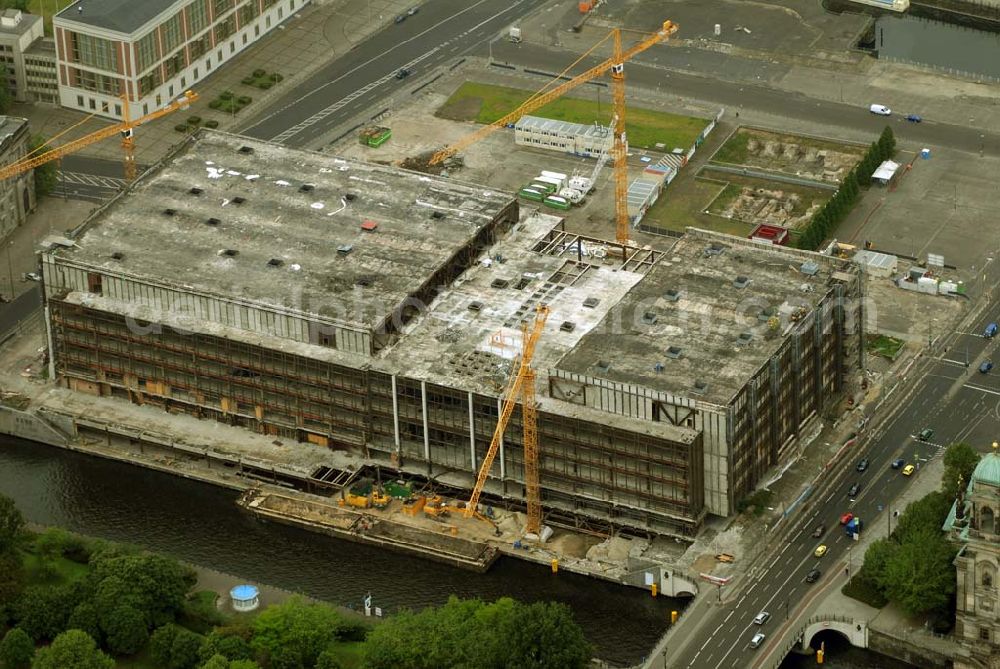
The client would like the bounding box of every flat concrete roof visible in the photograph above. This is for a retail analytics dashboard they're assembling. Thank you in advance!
[56,130,514,331]
[556,230,855,406]
[57,0,176,34]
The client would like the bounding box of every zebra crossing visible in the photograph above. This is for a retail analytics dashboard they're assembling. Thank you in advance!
[60,172,127,190]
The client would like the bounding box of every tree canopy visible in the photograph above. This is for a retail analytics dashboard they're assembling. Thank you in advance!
[879,527,956,615]
[0,492,25,554]
[0,628,34,669]
[250,597,357,669]
[362,596,592,669]
[30,630,114,669]
[942,442,981,500]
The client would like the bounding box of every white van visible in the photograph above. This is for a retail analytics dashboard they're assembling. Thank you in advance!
[869,104,891,116]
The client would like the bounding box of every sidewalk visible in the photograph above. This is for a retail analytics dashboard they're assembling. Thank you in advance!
[0,196,92,302]
[10,0,415,172]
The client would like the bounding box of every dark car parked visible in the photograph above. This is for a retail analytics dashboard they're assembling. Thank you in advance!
[395,68,411,79]
[856,458,869,473]
[848,482,861,498]
[806,568,821,583]
[891,458,905,469]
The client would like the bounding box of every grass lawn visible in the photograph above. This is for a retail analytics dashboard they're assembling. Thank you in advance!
[28,0,74,35]
[867,334,905,360]
[640,176,753,237]
[438,81,707,151]
[20,549,89,586]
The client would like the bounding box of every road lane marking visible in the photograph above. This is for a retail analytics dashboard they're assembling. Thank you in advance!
[964,383,1000,397]
[254,0,529,142]
[725,610,734,622]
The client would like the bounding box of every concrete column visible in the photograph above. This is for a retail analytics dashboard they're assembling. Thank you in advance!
[390,375,400,448]
[420,380,430,462]
[468,391,476,472]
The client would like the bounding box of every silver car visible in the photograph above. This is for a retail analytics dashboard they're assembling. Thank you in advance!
[753,611,770,625]
[750,631,765,649]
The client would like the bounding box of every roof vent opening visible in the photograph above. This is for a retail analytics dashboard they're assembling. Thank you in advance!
[733,275,751,289]
[299,183,315,193]
[705,242,726,256]
[491,278,510,289]
[666,346,683,359]
[514,275,532,290]
[238,146,254,155]
[205,217,221,226]
[356,276,374,287]
[344,193,357,201]
[468,300,484,312]
[267,258,284,267]
[736,332,754,346]
[664,289,680,302]
[189,187,203,196]
[337,244,354,256]
[693,379,709,395]
[641,311,658,325]
[653,362,665,373]
[111,252,124,261]
[560,321,576,333]
[594,360,611,373]
[431,211,446,220]
[232,196,246,205]
[163,208,176,216]
[219,249,239,258]
[582,297,600,308]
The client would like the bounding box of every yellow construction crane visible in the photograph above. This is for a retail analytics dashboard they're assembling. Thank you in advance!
[429,21,678,245]
[0,90,199,184]
[466,305,550,535]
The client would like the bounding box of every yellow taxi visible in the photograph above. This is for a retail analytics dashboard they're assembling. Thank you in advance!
[902,464,916,476]
[814,544,828,558]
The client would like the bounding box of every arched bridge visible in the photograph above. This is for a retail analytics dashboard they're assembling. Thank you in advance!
[800,614,867,651]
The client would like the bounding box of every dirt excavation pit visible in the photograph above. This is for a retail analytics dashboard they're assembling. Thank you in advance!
[748,138,859,182]
[722,186,820,229]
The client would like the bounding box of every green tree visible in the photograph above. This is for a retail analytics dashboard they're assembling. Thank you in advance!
[893,490,953,543]
[942,443,981,500]
[229,661,259,669]
[67,602,103,645]
[0,551,26,618]
[199,628,253,663]
[201,655,231,669]
[28,135,58,198]
[0,628,35,669]
[0,63,11,116]
[168,628,203,669]
[880,527,957,615]
[149,624,180,668]
[88,552,196,629]
[0,1,29,13]
[102,605,148,655]
[0,493,25,554]
[315,650,343,669]
[861,537,898,589]
[250,597,349,669]
[30,630,114,669]
[14,584,79,641]
[878,126,896,158]
[362,596,590,669]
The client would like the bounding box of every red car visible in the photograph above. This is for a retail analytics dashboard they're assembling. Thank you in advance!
[840,512,854,526]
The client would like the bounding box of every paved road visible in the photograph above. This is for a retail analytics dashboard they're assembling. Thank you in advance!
[49,155,131,203]
[490,41,1000,156]
[668,260,1000,668]
[0,284,40,339]
[239,0,549,147]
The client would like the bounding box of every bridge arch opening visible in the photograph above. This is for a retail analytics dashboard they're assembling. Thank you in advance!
[805,628,852,651]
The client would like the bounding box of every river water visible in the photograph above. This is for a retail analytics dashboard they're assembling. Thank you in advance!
[0,437,921,667]
[0,437,677,666]
[875,13,1000,79]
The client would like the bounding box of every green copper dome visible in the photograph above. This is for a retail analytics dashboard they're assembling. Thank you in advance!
[972,451,1000,486]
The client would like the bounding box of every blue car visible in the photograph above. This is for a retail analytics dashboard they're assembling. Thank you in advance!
[906,114,922,123]
[986,322,998,339]
[981,360,994,374]
[891,458,905,469]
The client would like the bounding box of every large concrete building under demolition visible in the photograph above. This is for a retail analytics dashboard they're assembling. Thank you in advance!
[40,131,864,538]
